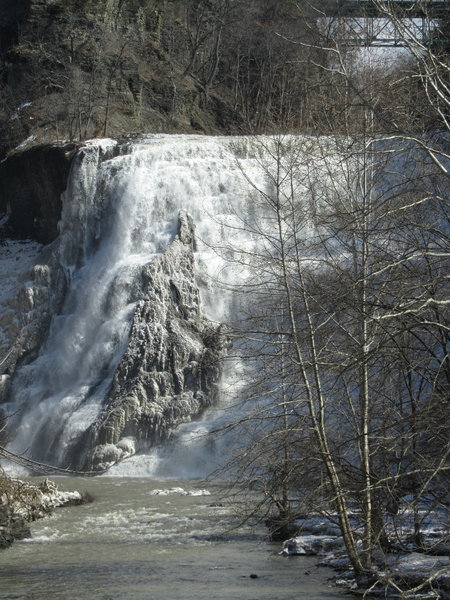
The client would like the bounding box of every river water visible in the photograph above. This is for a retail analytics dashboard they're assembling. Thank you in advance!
[0,477,345,600]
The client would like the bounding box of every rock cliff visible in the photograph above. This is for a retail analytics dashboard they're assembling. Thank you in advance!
[0,0,322,158]
[0,143,78,244]
[73,211,230,471]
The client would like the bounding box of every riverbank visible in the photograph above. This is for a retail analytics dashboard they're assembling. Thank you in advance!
[281,512,450,599]
[3,470,447,598]
[0,470,84,549]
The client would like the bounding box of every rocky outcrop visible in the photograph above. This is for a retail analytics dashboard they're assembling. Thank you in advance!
[0,143,78,244]
[0,472,84,549]
[73,211,230,471]
[0,242,70,382]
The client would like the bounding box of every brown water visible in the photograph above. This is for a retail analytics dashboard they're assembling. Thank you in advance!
[0,478,346,600]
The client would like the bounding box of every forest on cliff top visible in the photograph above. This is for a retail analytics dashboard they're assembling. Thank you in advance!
[0,0,447,159]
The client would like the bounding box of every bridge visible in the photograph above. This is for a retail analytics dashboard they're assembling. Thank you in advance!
[326,1,449,19]
[309,0,449,47]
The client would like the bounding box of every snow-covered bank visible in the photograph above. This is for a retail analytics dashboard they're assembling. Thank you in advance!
[281,513,450,599]
[0,473,84,549]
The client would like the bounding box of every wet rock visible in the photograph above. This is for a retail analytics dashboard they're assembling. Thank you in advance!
[0,143,78,244]
[0,529,14,549]
[10,518,31,541]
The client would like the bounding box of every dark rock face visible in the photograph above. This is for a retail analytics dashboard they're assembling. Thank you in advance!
[73,212,230,471]
[0,0,30,54]
[0,143,78,244]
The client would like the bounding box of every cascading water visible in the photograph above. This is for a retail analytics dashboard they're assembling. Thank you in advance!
[8,141,138,464]
[4,135,344,474]
[4,136,267,470]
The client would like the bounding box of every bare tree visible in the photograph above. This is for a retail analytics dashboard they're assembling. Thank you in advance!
[222,121,448,583]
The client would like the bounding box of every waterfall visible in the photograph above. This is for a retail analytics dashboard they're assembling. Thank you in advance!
[3,135,341,475]
[3,136,264,469]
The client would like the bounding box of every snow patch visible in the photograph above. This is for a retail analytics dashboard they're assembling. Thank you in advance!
[149,487,211,496]
[15,135,37,151]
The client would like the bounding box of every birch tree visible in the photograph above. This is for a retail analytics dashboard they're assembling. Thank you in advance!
[225,125,448,576]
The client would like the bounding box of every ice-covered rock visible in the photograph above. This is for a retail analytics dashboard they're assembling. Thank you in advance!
[387,553,450,591]
[0,475,83,549]
[281,534,344,556]
[73,211,230,471]
[149,487,211,496]
[0,240,70,380]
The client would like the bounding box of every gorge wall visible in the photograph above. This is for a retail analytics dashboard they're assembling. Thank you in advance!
[0,143,79,243]
[0,0,325,159]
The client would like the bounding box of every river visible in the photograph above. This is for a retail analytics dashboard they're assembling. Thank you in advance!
[0,477,346,600]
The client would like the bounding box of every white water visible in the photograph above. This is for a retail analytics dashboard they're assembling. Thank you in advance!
[5,134,345,474]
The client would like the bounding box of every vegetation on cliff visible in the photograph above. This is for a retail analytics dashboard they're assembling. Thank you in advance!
[1,0,446,159]
[0,0,324,157]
